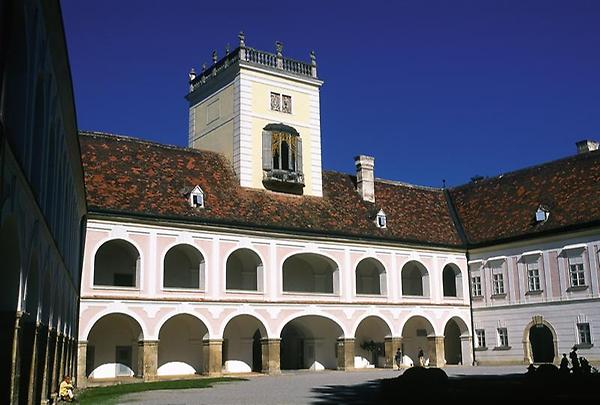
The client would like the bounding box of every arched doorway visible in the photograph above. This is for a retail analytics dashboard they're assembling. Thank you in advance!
[280,316,343,370]
[86,314,143,379]
[157,314,208,376]
[444,319,461,365]
[222,315,267,373]
[354,316,391,368]
[401,316,435,366]
[529,324,555,363]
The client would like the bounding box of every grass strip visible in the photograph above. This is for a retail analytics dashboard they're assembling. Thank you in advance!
[77,377,246,405]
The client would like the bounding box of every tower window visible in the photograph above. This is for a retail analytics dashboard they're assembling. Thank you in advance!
[270,92,292,114]
[262,123,304,194]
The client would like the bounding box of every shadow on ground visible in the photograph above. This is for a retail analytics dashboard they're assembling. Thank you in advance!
[311,367,600,404]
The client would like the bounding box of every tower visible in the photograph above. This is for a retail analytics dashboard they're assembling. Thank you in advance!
[186,33,324,196]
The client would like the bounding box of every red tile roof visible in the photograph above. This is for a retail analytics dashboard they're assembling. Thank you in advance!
[80,131,463,247]
[448,149,600,245]
[80,131,600,248]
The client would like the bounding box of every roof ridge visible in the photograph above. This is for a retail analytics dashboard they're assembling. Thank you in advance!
[451,149,600,190]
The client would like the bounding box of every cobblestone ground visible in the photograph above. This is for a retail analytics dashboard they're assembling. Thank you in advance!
[119,366,525,405]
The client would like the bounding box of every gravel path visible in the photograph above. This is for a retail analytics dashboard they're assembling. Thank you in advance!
[119,366,525,405]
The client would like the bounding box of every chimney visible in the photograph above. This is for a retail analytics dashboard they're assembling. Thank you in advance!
[576,139,599,154]
[355,155,375,203]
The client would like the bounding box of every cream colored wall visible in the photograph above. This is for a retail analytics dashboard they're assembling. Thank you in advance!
[243,69,318,195]
[190,83,236,161]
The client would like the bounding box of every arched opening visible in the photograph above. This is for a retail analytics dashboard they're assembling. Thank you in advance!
[93,240,140,287]
[401,261,429,297]
[222,315,267,373]
[280,316,343,370]
[225,249,263,292]
[282,254,339,294]
[354,316,391,368]
[401,316,435,366]
[442,264,462,298]
[355,258,386,295]
[0,218,21,404]
[529,324,555,363]
[86,314,143,378]
[163,244,204,289]
[443,319,462,365]
[18,252,40,402]
[157,314,208,376]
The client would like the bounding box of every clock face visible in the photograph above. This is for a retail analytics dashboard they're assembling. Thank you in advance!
[270,92,281,111]
[282,95,292,113]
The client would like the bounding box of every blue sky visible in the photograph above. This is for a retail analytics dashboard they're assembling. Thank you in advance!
[61,0,600,187]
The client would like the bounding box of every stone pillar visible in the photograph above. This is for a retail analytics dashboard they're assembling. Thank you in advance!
[10,312,22,405]
[76,341,87,388]
[27,323,40,404]
[384,337,403,369]
[140,340,159,382]
[336,338,355,370]
[460,335,473,366]
[40,329,53,404]
[427,336,445,367]
[260,338,281,374]
[50,332,62,397]
[202,339,223,376]
[58,334,66,383]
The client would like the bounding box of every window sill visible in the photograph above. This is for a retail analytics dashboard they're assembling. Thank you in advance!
[493,346,511,351]
[225,289,264,295]
[575,343,593,350]
[474,347,488,352]
[162,287,205,293]
[491,293,507,299]
[401,295,431,299]
[355,293,387,298]
[525,290,543,296]
[282,291,338,297]
[471,295,484,301]
[567,285,588,292]
[92,285,139,291]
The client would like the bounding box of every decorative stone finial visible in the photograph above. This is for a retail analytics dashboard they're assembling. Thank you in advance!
[188,68,196,82]
[212,50,218,64]
[276,41,283,56]
[201,63,207,72]
[310,50,316,66]
[238,31,245,47]
[225,43,230,56]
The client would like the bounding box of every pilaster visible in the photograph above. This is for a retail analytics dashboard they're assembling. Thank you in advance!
[40,329,53,404]
[27,322,40,404]
[336,338,355,370]
[260,338,281,374]
[10,311,22,405]
[460,335,473,366]
[202,339,223,376]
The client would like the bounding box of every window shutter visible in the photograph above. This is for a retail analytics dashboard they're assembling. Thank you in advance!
[262,131,272,170]
[296,137,303,173]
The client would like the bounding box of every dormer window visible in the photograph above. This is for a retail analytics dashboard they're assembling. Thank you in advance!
[376,209,387,228]
[189,185,205,208]
[535,206,549,223]
[262,123,304,194]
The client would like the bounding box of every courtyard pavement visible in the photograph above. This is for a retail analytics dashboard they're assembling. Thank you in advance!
[119,366,525,405]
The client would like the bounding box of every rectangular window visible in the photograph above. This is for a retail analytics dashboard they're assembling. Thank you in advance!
[578,323,591,345]
[497,328,509,347]
[493,273,505,295]
[475,329,486,348]
[471,276,482,297]
[527,262,541,292]
[568,256,585,287]
[270,92,281,111]
[282,94,292,113]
